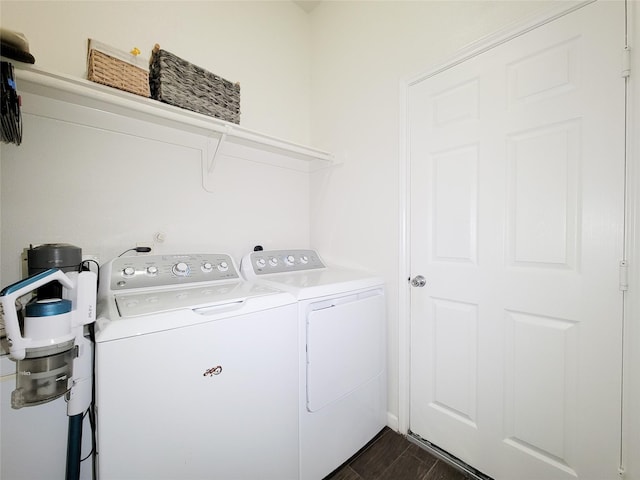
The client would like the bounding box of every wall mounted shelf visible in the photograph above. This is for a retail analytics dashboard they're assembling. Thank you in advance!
[10,64,335,183]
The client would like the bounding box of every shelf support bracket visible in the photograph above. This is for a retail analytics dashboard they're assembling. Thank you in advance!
[207,125,232,174]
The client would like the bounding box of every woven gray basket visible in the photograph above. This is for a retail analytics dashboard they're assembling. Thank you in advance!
[149,46,240,124]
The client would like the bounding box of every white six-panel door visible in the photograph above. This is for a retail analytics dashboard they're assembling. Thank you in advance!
[409,2,626,478]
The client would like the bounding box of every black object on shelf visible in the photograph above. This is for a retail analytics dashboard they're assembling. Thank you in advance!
[1,61,22,145]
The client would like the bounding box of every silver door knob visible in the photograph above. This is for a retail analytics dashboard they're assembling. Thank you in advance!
[411,275,426,288]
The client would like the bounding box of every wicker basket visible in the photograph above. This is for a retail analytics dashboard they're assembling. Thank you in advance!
[87,39,150,97]
[149,45,240,124]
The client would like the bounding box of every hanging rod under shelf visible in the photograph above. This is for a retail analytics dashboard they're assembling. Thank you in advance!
[11,63,335,170]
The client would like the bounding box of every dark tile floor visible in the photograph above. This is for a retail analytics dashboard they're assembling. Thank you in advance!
[325,428,470,480]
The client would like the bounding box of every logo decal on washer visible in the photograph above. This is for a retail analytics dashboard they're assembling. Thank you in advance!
[203,366,223,377]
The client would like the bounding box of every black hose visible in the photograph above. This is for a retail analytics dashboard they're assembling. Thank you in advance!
[66,413,83,480]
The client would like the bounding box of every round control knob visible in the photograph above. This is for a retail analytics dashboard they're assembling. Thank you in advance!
[172,262,190,276]
[256,258,266,268]
[285,255,295,265]
[218,261,229,272]
[122,266,135,277]
[146,266,158,276]
[269,257,278,267]
[300,255,308,264]
[201,262,213,273]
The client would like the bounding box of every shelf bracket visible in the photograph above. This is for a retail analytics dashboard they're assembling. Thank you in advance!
[207,125,232,174]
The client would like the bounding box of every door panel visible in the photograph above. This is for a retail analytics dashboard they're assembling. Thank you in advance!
[409,2,625,479]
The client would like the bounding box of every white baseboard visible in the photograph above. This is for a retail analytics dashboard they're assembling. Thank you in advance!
[386,411,399,431]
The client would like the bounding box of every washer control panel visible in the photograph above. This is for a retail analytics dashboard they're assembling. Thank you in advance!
[109,254,238,291]
[245,249,325,276]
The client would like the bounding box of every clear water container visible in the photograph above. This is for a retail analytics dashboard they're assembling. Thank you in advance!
[11,341,74,409]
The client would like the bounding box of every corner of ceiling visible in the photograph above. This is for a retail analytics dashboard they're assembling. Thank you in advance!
[293,1,322,14]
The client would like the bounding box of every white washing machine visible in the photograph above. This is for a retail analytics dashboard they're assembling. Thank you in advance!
[241,249,387,480]
[95,253,299,480]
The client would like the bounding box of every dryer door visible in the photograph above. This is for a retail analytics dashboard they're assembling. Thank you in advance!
[306,290,385,412]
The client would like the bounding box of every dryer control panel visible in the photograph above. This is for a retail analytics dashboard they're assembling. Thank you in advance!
[106,253,239,291]
[242,249,325,276]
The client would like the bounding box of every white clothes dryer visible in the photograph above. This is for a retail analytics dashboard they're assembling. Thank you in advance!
[95,253,299,480]
[241,249,387,480]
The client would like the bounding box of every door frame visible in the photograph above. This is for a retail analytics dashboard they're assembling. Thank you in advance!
[398,0,636,473]
[623,1,640,477]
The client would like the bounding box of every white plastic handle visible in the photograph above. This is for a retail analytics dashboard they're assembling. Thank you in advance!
[0,269,73,360]
[192,300,245,316]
